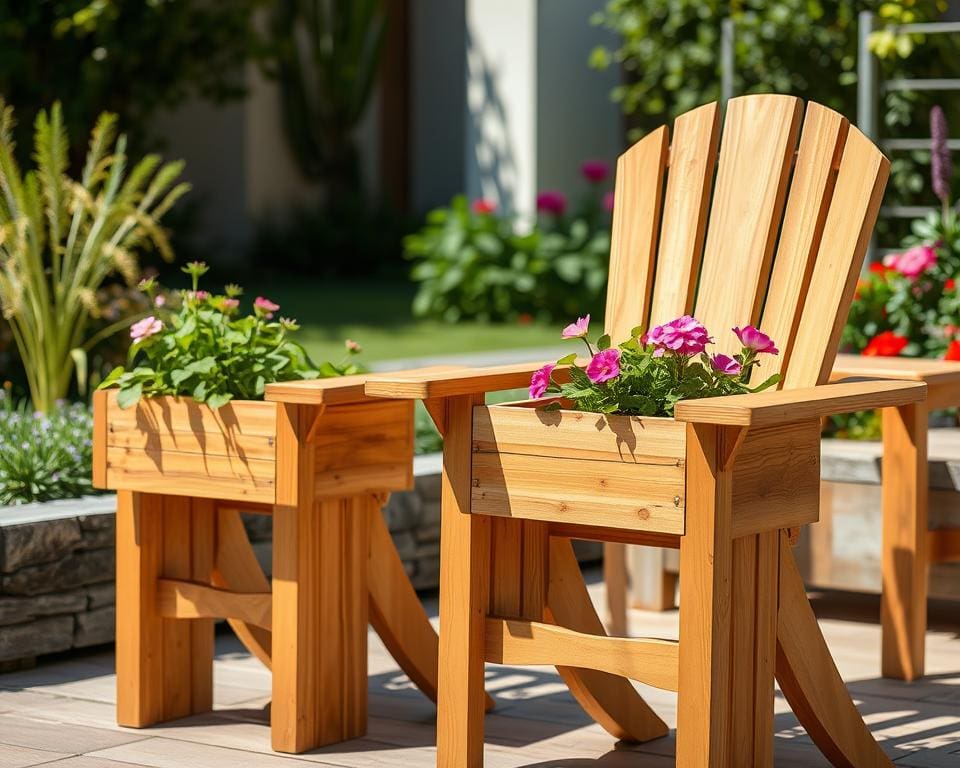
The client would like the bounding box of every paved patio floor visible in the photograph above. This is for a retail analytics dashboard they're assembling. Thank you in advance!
[0,569,958,767]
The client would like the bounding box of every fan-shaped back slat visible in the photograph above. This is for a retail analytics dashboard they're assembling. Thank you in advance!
[647,102,720,325]
[692,95,802,355]
[604,126,669,341]
[782,125,890,388]
[754,104,849,386]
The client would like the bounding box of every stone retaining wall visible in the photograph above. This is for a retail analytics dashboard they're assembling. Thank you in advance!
[0,455,602,667]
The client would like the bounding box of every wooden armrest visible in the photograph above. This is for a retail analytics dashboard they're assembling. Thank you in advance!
[831,353,960,386]
[364,362,570,400]
[674,380,926,427]
[265,365,468,405]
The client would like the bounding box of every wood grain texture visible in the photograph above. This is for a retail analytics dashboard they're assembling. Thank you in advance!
[436,394,490,768]
[783,125,891,388]
[545,537,669,742]
[831,353,960,386]
[364,362,566,400]
[649,101,720,325]
[776,534,895,767]
[674,379,926,427]
[211,508,273,669]
[265,365,468,404]
[604,126,669,341]
[881,402,929,682]
[156,579,271,629]
[484,618,679,691]
[676,423,735,765]
[694,95,802,355]
[92,390,108,488]
[756,103,848,385]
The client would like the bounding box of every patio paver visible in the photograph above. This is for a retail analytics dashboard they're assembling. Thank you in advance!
[0,571,957,767]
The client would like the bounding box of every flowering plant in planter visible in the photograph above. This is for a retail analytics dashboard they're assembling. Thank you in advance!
[99,261,360,409]
[530,314,780,416]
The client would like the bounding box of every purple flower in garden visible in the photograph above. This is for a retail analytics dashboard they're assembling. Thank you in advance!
[561,314,590,339]
[644,315,712,357]
[581,160,610,184]
[586,349,621,384]
[536,190,567,216]
[732,325,779,355]
[931,105,952,206]
[529,363,556,399]
[603,191,615,213]
[710,353,742,376]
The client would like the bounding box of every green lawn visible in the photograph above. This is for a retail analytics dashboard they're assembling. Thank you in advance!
[262,279,564,365]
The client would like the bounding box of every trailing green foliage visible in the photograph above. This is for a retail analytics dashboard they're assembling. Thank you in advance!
[0,100,188,413]
[100,263,359,409]
[0,388,93,505]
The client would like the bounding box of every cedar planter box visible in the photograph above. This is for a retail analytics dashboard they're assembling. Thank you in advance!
[92,391,414,504]
[471,401,822,537]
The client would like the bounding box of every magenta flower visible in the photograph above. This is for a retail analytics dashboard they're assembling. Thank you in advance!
[603,191,615,213]
[581,160,610,184]
[886,245,938,279]
[710,353,742,376]
[586,349,621,384]
[254,296,280,318]
[130,316,162,343]
[645,315,712,357]
[732,325,779,355]
[561,314,590,339]
[536,190,567,216]
[472,198,496,215]
[529,363,556,399]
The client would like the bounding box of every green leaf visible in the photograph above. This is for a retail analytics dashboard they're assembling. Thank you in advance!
[206,392,233,409]
[556,353,577,365]
[98,366,126,389]
[116,382,143,410]
[597,334,611,351]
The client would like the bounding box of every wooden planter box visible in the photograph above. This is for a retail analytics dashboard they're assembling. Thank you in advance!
[471,401,821,537]
[92,391,414,503]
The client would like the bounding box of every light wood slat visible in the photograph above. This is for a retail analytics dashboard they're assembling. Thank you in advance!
[831,353,960,386]
[755,103,848,385]
[648,102,720,325]
[673,379,925,427]
[364,362,566,400]
[472,451,685,534]
[473,405,685,465]
[604,126,669,341]
[156,579,272,630]
[265,365,468,405]
[484,618,679,692]
[107,428,276,462]
[549,523,680,549]
[92,390,108,488]
[783,125,891,388]
[314,461,412,498]
[694,95,803,355]
[105,391,277,436]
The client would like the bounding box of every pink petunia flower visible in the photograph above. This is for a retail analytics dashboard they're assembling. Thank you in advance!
[885,245,938,279]
[581,160,610,184]
[529,363,556,399]
[561,314,590,339]
[254,296,280,319]
[603,191,615,213]
[732,325,779,355]
[222,298,240,311]
[130,316,162,343]
[710,353,742,376]
[154,294,166,307]
[345,338,362,353]
[536,190,567,216]
[645,315,712,357]
[587,348,621,384]
[472,198,497,215]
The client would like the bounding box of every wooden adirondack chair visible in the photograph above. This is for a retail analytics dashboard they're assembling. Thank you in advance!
[364,94,927,767]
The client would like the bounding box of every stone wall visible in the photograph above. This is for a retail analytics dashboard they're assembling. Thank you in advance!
[0,455,602,667]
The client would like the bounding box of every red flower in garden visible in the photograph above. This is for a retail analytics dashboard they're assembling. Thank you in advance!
[861,331,908,357]
[868,262,889,276]
[947,278,956,291]
[472,198,496,215]
[580,160,610,184]
[946,341,960,361]
[536,191,567,216]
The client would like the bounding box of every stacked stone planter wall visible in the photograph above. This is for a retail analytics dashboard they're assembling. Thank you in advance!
[0,454,601,667]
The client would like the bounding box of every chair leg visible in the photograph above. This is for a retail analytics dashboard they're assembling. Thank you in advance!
[115,491,214,727]
[676,423,735,767]
[603,542,629,635]
[880,403,928,682]
[546,537,669,743]
[776,534,894,768]
[436,394,490,768]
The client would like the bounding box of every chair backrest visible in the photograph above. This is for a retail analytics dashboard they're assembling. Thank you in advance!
[604,95,889,390]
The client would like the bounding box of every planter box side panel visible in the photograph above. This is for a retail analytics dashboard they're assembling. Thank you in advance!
[471,405,685,535]
[99,393,278,504]
[313,400,415,498]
